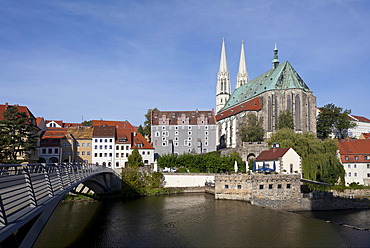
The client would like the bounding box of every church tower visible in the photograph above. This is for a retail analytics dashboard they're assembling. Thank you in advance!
[216,38,231,113]
[236,40,248,89]
[272,41,280,69]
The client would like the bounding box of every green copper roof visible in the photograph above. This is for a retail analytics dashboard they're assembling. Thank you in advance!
[220,61,312,111]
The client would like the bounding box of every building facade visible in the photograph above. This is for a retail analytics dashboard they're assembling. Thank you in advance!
[151,110,217,156]
[337,139,370,186]
[347,114,370,139]
[39,128,67,163]
[215,40,317,148]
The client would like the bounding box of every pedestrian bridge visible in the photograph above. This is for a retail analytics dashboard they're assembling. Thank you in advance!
[0,163,121,247]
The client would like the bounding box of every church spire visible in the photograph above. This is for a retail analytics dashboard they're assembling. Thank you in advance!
[219,37,228,72]
[236,40,248,89]
[272,41,280,69]
[216,38,230,113]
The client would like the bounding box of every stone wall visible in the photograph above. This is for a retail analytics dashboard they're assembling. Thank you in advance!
[331,189,370,198]
[220,142,269,162]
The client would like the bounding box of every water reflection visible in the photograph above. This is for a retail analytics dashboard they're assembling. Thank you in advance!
[35,194,370,247]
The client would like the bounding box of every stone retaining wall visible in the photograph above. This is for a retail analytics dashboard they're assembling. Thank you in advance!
[331,189,370,198]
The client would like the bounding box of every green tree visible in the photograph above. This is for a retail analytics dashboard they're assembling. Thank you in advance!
[137,125,144,136]
[127,147,144,168]
[277,110,294,130]
[143,107,159,142]
[317,104,356,139]
[240,113,264,142]
[0,106,38,163]
[267,128,345,186]
[81,120,92,126]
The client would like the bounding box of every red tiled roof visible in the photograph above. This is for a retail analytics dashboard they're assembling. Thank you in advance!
[348,115,370,123]
[151,110,216,125]
[216,97,262,121]
[41,128,67,139]
[0,104,34,121]
[256,148,290,161]
[36,117,44,126]
[93,126,116,137]
[360,133,370,140]
[337,139,370,163]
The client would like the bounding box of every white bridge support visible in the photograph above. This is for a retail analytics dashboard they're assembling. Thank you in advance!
[0,163,121,248]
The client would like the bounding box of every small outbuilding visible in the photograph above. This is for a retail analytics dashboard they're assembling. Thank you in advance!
[255,147,301,174]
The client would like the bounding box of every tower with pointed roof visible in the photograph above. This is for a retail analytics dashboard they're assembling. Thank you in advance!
[236,40,248,89]
[216,38,231,113]
[272,41,280,69]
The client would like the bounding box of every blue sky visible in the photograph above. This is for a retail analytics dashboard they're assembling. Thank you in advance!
[0,0,369,125]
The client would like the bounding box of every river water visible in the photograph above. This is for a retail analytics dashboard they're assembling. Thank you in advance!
[35,193,370,247]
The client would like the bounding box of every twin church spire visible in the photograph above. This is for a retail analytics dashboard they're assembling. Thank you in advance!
[216,38,249,113]
[216,39,279,113]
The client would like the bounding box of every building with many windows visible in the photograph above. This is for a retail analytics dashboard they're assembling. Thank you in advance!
[39,128,67,163]
[92,125,116,167]
[347,114,370,139]
[62,126,93,163]
[337,139,370,185]
[151,110,217,156]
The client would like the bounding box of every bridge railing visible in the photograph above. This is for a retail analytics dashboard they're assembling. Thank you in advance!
[0,163,105,227]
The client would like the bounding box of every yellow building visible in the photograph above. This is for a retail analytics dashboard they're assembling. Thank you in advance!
[62,127,93,163]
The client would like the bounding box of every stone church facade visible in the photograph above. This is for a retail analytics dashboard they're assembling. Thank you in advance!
[215,40,316,148]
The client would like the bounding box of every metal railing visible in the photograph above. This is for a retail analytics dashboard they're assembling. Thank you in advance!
[0,163,105,227]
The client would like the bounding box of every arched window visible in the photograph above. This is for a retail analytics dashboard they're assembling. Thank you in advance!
[274,96,279,129]
[116,162,119,167]
[287,95,291,112]
[295,95,301,131]
[307,98,311,131]
[268,97,272,131]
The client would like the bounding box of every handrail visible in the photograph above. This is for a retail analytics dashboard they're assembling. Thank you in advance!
[0,163,109,228]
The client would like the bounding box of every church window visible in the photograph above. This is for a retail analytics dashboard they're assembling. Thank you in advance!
[287,95,292,111]
[295,95,301,131]
[221,98,223,103]
[275,96,279,129]
[268,97,272,131]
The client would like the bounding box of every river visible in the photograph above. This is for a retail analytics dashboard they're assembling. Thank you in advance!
[35,193,370,247]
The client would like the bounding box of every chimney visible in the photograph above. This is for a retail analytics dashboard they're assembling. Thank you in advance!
[5,102,8,109]
[131,132,135,147]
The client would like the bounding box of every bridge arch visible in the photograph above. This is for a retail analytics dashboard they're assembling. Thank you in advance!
[0,163,122,247]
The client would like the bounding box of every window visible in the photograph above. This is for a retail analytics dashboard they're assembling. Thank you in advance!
[355,156,359,160]
[94,153,97,157]
[95,145,98,149]
[225,185,229,189]
[109,145,112,149]
[162,126,166,130]
[104,153,107,157]
[82,151,85,155]
[205,131,208,135]
[277,184,282,189]
[121,146,124,150]
[109,153,112,157]
[174,142,178,146]
[162,132,166,136]
[348,172,351,177]
[175,126,178,130]
[259,185,264,190]
[354,173,357,177]
[126,153,129,157]
[147,151,150,155]
[116,162,119,167]
[205,126,208,130]
[87,143,90,147]
[116,146,119,150]
[109,139,112,142]
[188,126,192,130]
[99,145,103,149]
[100,139,103,142]
[365,156,368,160]
[205,142,208,146]
[155,131,160,137]
[99,153,102,157]
[42,148,46,154]
[95,139,98,142]
[345,156,349,161]
[126,146,129,150]
[87,151,90,155]
[105,139,108,142]
[354,164,357,168]
[188,131,192,135]
[82,143,85,147]
[121,153,124,158]
[188,137,192,141]
[368,164,370,169]
[175,137,179,141]
[348,164,351,168]
[237,185,242,189]
[104,145,107,149]
[269,184,273,189]
[77,143,80,147]
[142,151,145,155]
[287,184,291,189]
[162,137,166,141]
[48,148,52,154]
[175,131,179,135]
[368,173,370,177]
[116,153,119,158]
[162,141,168,146]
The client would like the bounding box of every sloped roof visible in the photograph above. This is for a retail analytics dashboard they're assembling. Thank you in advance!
[337,139,370,163]
[67,126,94,139]
[348,114,370,123]
[221,61,311,111]
[93,126,116,137]
[151,110,216,125]
[216,97,262,121]
[256,148,290,161]
[0,104,35,121]
[41,128,67,139]
[360,133,370,140]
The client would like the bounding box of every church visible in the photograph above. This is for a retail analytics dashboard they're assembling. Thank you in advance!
[215,39,317,148]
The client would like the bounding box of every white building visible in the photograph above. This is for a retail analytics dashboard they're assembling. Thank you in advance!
[92,125,116,167]
[337,139,370,186]
[347,114,370,139]
[255,147,302,174]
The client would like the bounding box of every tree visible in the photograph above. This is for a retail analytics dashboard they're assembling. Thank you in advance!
[127,147,144,168]
[0,106,38,163]
[267,128,345,186]
[240,113,264,142]
[81,120,92,126]
[317,104,356,139]
[137,125,144,136]
[277,110,294,130]
[143,107,159,142]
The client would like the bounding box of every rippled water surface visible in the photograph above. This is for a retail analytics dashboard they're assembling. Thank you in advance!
[35,193,370,247]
